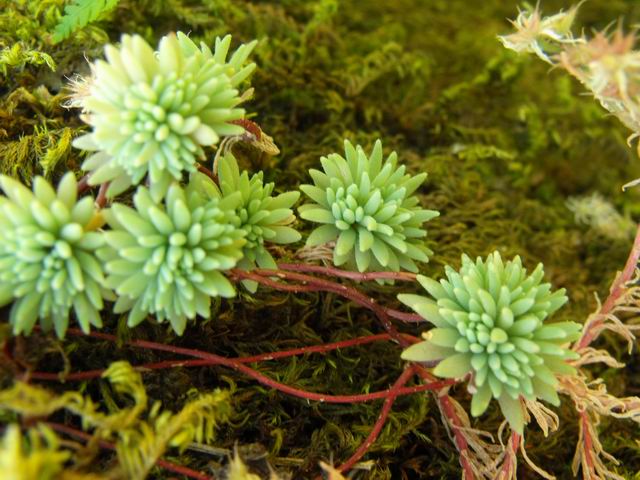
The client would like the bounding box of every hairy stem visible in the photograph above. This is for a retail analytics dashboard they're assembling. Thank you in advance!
[576,223,640,349]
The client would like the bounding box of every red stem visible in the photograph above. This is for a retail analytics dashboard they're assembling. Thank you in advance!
[44,421,214,480]
[413,365,475,480]
[576,224,640,349]
[48,328,452,404]
[76,174,91,194]
[580,411,596,474]
[27,332,411,381]
[335,365,418,474]
[239,268,423,323]
[277,263,418,282]
[229,269,410,346]
[95,182,109,209]
[197,163,217,183]
[498,432,521,479]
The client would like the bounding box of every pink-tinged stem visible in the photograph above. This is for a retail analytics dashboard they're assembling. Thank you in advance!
[42,328,450,404]
[277,263,417,282]
[44,421,214,480]
[27,332,416,381]
[197,163,217,183]
[95,182,110,209]
[576,224,640,349]
[498,432,521,479]
[229,269,410,347]
[237,268,424,324]
[414,366,475,480]
[579,411,596,475]
[76,174,91,194]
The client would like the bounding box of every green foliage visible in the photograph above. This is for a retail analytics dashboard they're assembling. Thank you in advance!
[217,152,301,291]
[74,31,256,201]
[98,182,246,335]
[400,251,582,433]
[0,424,70,480]
[52,0,120,43]
[299,139,439,276]
[1,0,639,477]
[0,361,232,480]
[0,173,112,338]
[0,43,56,77]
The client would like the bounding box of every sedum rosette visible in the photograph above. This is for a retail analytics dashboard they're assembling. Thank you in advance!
[73,32,257,201]
[299,139,439,275]
[399,251,582,433]
[217,153,300,291]
[98,181,246,335]
[0,173,111,338]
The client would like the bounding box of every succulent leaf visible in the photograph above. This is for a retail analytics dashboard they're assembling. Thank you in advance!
[98,181,246,334]
[73,32,256,201]
[215,153,300,292]
[399,251,582,434]
[0,173,111,338]
[299,139,438,279]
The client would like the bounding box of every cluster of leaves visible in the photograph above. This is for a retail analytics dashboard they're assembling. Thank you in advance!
[401,251,581,433]
[0,24,441,338]
[52,0,121,43]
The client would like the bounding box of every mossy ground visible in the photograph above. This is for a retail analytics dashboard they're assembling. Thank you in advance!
[2,0,640,478]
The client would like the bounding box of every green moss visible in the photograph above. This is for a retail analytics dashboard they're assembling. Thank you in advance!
[1,0,639,478]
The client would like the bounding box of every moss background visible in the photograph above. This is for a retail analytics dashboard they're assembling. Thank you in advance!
[2,0,640,478]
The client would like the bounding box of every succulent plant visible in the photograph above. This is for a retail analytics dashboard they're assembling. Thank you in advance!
[299,139,439,275]
[73,32,257,201]
[399,251,582,433]
[98,181,246,335]
[217,153,300,291]
[0,173,111,338]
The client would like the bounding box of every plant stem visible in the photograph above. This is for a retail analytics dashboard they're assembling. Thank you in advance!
[47,328,452,404]
[277,263,418,282]
[95,182,109,208]
[334,365,418,474]
[576,224,640,349]
[229,268,410,346]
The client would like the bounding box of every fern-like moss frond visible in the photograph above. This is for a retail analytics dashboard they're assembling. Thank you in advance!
[52,0,120,43]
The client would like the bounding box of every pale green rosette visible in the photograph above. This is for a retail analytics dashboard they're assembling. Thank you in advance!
[299,139,439,276]
[217,153,301,292]
[73,32,257,201]
[98,182,246,335]
[0,173,111,338]
[399,251,582,433]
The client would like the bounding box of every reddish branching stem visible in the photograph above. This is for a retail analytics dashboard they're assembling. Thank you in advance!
[576,223,640,349]
[229,268,411,346]
[16,264,468,477]
[76,174,91,194]
[197,163,217,183]
[579,411,596,475]
[40,328,451,404]
[335,365,418,474]
[277,263,418,282]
